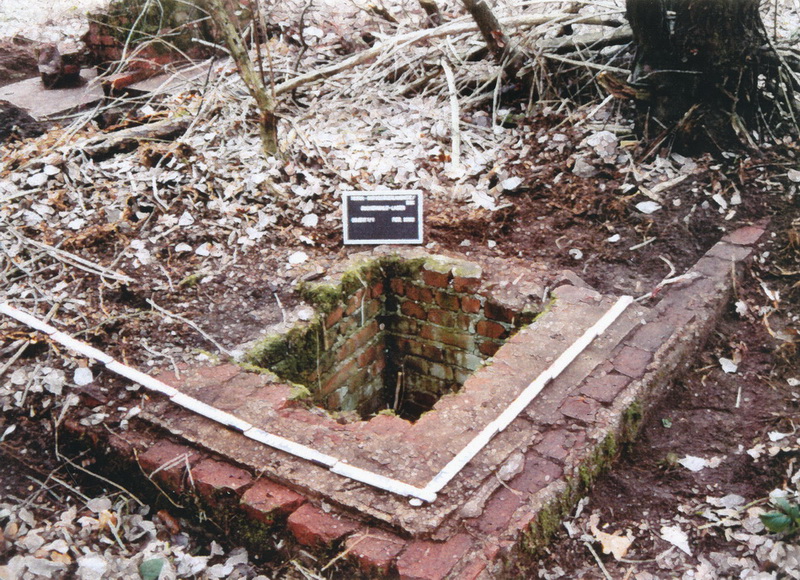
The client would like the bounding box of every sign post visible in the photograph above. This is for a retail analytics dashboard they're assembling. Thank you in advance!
[342,190,423,245]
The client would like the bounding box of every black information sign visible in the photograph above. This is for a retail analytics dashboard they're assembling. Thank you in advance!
[342,190,423,245]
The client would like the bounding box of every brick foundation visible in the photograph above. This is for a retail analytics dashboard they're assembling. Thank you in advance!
[53,225,765,579]
[247,253,538,420]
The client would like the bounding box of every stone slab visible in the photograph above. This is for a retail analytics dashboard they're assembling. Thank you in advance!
[0,69,103,119]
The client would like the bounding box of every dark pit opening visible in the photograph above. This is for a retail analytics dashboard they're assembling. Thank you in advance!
[246,255,532,422]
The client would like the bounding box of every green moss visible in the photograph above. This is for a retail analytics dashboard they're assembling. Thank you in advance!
[179,273,203,288]
[620,400,644,444]
[451,262,482,279]
[423,255,454,274]
[298,283,341,314]
[288,383,312,401]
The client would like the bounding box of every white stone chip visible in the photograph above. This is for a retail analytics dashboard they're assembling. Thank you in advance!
[73,367,94,386]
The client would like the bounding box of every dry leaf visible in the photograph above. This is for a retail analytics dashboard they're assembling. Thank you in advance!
[589,514,634,560]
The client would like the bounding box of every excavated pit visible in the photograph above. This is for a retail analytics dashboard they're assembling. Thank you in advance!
[245,253,537,421]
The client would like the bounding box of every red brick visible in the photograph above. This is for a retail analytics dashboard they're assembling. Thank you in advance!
[287,503,360,547]
[336,319,379,362]
[478,340,501,357]
[612,345,652,378]
[435,291,461,311]
[626,321,674,352]
[138,441,202,492]
[420,325,473,350]
[484,302,516,324]
[535,429,585,462]
[470,487,521,534]
[580,373,631,404]
[461,296,481,314]
[371,281,385,298]
[241,479,306,524]
[406,284,435,303]
[476,319,508,340]
[346,528,405,576]
[357,343,379,366]
[511,457,563,494]
[191,459,252,505]
[363,413,412,436]
[396,534,472,580]
[422,268,450,288]
[453,275,481,293]
[321,358,357,395]
[458,558,488,580]
[390,278,406,296]
[560,396,601,423]
[325,306,343,329]
[345,289,365,316]
[721,224,765,246]
[427,309,472,330]
[401,300,427,320]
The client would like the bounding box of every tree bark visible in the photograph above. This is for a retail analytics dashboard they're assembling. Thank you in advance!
[460,0,523,72]
[624,0,797,151]
[199,0,279,156]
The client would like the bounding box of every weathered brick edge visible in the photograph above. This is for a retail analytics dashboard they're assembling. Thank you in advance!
[58,223,765,580]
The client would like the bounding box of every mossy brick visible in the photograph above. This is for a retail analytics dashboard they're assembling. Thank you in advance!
[287,503,360,547]
[241,479,306,524]
[138,440,203,492]
[485,301,517,324]
[401,300,427,320]
[477,319,509,340]
[191,459,252,506]
[405,283,435,303]
[461,296,482,314]
[420,325,474,351]
[421,256,453,288]
[451,262,483,292]
[346,529,406,576]
[395,534,472,580]
[435,291,461,311]
[394,317,420,336]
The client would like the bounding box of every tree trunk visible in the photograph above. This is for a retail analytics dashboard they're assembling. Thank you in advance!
[624,0,797,152]
[200,0,279,156]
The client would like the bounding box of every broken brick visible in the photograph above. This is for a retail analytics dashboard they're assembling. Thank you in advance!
[287,503,359,547]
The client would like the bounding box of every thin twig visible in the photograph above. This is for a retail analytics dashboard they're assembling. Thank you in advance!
[146,298,233,357]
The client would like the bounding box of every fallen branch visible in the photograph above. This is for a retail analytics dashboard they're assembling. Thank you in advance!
[273,12,620,97]
[78,116,192,160]
[8,226,134,284]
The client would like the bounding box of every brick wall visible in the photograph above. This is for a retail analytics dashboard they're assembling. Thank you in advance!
[247,253,531,420]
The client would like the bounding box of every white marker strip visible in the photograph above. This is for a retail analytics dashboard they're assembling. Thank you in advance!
[331,462,437,503]
[105,361,181,397]
[243,428,338,467]
[50,331,116,364]
[0,296,632,505]
[0,302,58,335]
[170,393,253,432]
[424,295,633,496]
